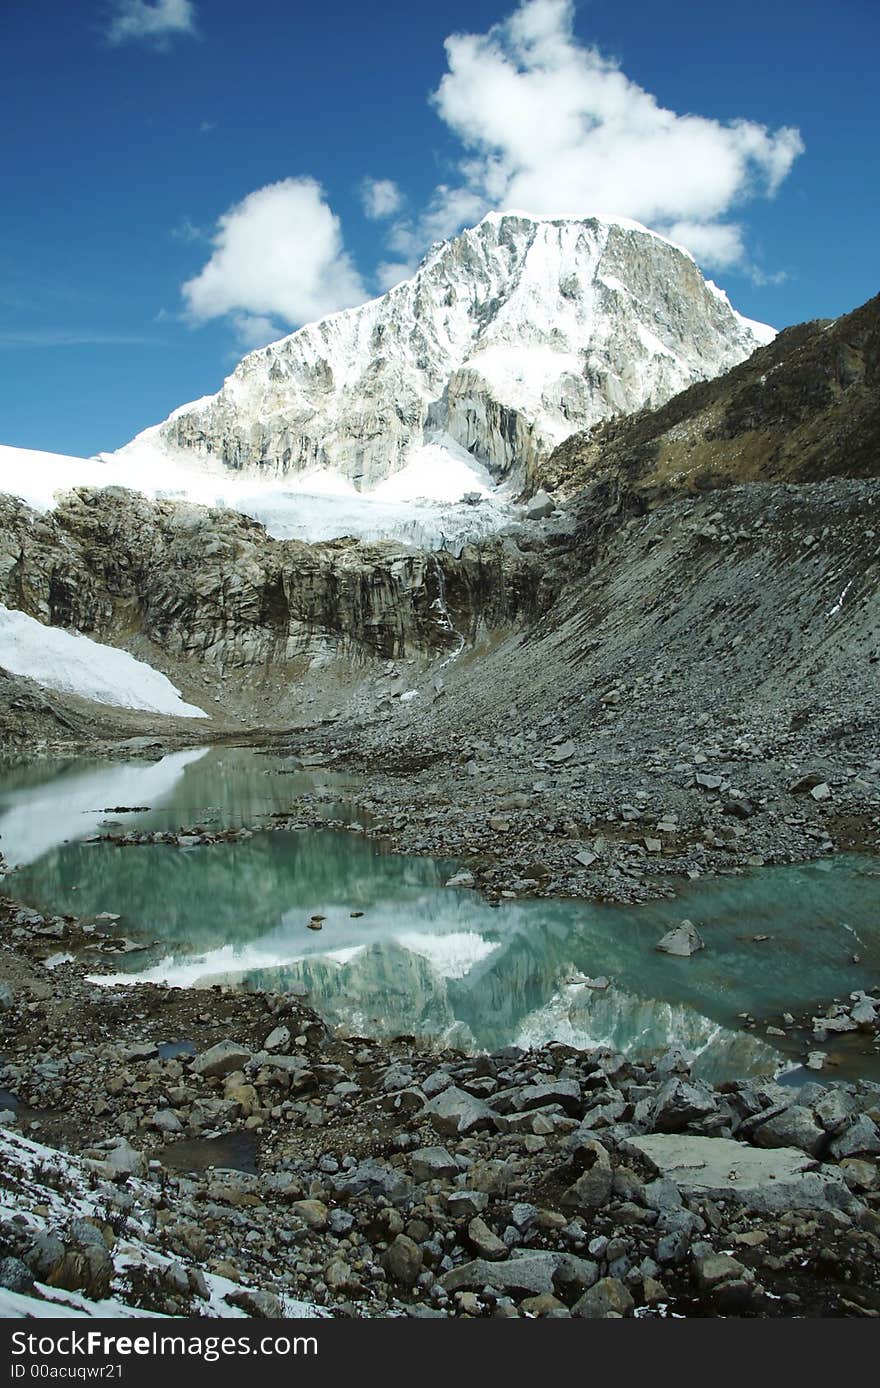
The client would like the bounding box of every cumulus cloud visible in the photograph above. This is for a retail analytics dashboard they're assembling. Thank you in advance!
[361,178,404,221]
[106,0,196,46]
[182,178,367,331]
[232,314,285,349]
[375,261,416,291]
[389,0,803,272]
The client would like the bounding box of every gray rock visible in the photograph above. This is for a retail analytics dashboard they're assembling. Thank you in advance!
[0,983,14,1011]
[515,1079,582,1116]
[382,1234,423,1287]
[445,871,475,889]
[625,1133,859,1213]
[423,1085,497,1137]
[328,1209,355,1237]
[102,1138,146,1178]
[290,1199,329,1231]
[467,1217,509,1261]
[409,1146,460,1183]
[695,773,723,791]
[192,1041,254,1078]
[335,1158,413,1206]
[510,1202,539,1231]
[651,1078,717,1132]
[440,1252,561,1297]
[446,1190,489,1220]
[571,1277,634,1318]
[149,1108,184,1134]
[693,1252,747,1291]
[421,1070,453,1098]
[752,1104,827,1157]
[643,1177,683,1212]
[655,920,705,956]
[0,1257,34,1293]
[829,1115,880,1159]
[561,1139,613,1211]
[813,1090,857,1132]
[525,490,556,521]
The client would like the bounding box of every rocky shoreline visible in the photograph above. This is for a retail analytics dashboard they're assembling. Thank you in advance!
[1,896,879,1320]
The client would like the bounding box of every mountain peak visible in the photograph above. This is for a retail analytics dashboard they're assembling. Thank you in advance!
[116,213,773,538]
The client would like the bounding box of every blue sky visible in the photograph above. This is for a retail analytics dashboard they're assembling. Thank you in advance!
[2,0,878,457]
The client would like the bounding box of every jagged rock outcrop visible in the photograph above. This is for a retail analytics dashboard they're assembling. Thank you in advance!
[0,488,548,680]
[123,213,772,495]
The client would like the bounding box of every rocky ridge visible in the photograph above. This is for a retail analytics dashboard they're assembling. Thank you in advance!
[542,292,880,498]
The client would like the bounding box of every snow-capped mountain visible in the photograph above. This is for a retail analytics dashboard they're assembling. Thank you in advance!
[119,212,773,501]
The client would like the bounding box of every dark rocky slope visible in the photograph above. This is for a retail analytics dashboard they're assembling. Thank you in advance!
[541,292,880,498]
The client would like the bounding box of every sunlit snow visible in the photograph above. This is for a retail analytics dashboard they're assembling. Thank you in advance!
[0,604,208,719]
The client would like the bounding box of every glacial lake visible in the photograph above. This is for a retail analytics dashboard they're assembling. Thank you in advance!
[1,746,878,1083]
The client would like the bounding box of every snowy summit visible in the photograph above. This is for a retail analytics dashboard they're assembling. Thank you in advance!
[0,213,773,551]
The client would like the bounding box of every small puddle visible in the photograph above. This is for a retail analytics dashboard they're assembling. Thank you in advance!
[156,1040,196,1061]
[159,1131,258,1176]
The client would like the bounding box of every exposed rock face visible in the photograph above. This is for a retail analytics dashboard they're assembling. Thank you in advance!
[0,488,547,681]
[129,213,771,494]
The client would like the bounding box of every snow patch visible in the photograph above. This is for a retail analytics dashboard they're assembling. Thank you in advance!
[0,605,208,719]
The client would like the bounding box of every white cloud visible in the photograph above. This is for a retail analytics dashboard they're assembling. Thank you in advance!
[392,0,804,272]
[170,217,205,243]
[361,178,404,220]
[375,261,414,291]
[106,0,196,46]
[232,314,284,349]
[182,177,367,331]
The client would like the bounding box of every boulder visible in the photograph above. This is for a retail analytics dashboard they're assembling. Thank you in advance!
[624,1133,859,1214]
[525,490,555,521]
[334,1158,413,1206]
[409,1146,460,1183]
[192,1041,253,1078]
[441,1252,560,1298]
[693,1252,747,1291]
[423,1085,497,1137]
[290,1200,329,1231]
[571,1277,634,1319]
[655,920,705,956]
[561,1140,613,1211]
[651,1078,717,1132]
[829,1115,880,1160]
[752,1104,826,1157]
[467,1217,509,1261]
[381,1234,423,1287]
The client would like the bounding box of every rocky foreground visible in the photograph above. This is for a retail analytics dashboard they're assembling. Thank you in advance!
[1,900,879,1321]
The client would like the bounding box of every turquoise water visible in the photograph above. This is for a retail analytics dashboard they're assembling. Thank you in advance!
[1,748,878,1082]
